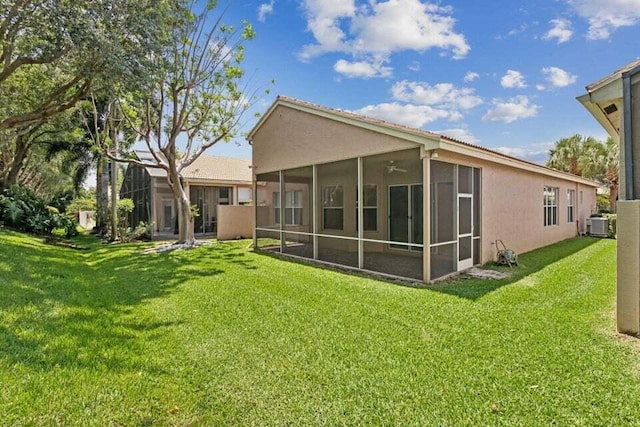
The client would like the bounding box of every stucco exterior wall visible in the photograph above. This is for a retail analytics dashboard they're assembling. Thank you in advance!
[251,99,600,279]
[251,105,419,174]
[217,205,254,240]
[435,151,597,264]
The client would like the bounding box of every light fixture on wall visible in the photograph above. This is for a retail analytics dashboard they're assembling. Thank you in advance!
[430,150,439,159]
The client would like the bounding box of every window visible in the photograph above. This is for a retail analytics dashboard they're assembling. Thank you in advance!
[567,190,575,223]
[323,185,343,230]
[238,187,252,205]
[356,184,378,231]
[544,186,559,226]
[273,191,303,225]
[218,187,232,205]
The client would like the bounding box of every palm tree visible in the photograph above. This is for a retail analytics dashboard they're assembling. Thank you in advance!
[603,137,619,212]
[547,134,600,176]
[548,134,619,212]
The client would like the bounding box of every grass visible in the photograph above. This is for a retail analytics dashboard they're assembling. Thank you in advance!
[0,228,635,425]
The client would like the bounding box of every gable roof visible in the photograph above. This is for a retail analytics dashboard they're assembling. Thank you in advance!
[249,96,600,187]
[133,151,252,183]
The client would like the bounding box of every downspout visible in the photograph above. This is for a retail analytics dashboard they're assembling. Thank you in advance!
[622,71,634,199]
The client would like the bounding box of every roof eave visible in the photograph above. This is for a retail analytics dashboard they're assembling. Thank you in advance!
[439,138,601,188]
[248,96,441,150]
[576,93,620,137]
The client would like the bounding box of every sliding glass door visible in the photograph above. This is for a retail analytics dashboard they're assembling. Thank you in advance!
[388,184,423,250]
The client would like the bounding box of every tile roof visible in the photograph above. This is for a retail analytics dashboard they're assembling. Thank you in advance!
[134,151,252,183]
[182,154,252,182]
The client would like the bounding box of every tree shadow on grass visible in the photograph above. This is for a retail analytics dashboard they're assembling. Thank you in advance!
[0,231,251,374]
[254,237,604,301]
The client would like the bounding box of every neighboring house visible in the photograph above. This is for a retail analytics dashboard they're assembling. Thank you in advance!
[248,96,599,282]
[120,151,254,238]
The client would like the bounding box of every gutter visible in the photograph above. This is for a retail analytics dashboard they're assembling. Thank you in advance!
[622,63,640,199]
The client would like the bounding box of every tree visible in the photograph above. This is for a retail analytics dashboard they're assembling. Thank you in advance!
[0,0,171,131]
[104,3,263,245]
[0,110,83,191]
[546,134,600,176]
[580,137,619,212]
[546,134,620,212]
[0,0,175,221]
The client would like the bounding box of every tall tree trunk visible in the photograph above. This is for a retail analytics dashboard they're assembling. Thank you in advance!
[109,122,119,240]
[95,157,109,235]
[610,184,618,213]
[177,192,194,244]
[4,134,30,189]
[168,167,194,244]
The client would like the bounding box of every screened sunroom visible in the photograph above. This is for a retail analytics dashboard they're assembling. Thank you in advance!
[255,146,481,281]
[250,96,598,283]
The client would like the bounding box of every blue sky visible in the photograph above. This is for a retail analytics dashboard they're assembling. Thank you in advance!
[206,0,640,164]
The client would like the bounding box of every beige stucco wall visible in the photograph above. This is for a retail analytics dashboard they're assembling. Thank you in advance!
[251,105,420,174]
[435,151,597,264]
[217,205,254,240]
[252,102,599,275]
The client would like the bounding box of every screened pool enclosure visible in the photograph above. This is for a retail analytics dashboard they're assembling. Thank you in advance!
[255,148,481,281]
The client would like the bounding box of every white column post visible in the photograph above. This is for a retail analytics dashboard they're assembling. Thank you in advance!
[357,156,364,269]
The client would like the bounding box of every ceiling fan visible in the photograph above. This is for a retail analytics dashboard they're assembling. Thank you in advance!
[386,160,407,173]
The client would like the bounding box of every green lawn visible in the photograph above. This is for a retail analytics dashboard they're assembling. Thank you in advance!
[0,228,636,425]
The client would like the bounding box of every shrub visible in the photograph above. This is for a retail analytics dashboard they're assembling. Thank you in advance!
[120,221,152,242]
[604,213,617,238]
[0,185,78,238]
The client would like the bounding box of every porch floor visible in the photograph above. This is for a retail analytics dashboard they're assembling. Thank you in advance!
[263,243,424,281]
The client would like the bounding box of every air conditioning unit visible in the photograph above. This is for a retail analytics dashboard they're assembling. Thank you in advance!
[587,217,609,237]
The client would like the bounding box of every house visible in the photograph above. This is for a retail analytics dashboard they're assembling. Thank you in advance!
[248,96,599,282]
[120,151,254,239]
[578,59,640,335]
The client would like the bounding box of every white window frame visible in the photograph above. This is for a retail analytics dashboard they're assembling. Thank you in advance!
[356,184,378,232]
[544,186,559,227]
[567,189,575,223]
[273,190,303,226]
[322,185,344,230]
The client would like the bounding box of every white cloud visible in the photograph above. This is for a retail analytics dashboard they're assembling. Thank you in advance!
[542,18,573,43]
[435,128,479,144]
[463,71,479,82]
[500,70,527,89]
[353,102,462,128]
[483,96,540,123]
[334,59,392,78]
[257,0,275,23]
[568,0,640,40]
[409,61,421,72]
[351,80,483,129]
[493,142,554,163]
[540,66,578,89]
[300,0,470,65]
[391,80,483,110]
